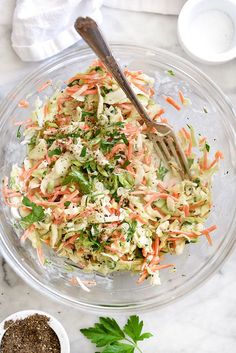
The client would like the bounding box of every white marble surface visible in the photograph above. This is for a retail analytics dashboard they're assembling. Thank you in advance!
[0,1,236,352]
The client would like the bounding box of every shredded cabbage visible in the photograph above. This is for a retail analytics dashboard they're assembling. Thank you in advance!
[3,61,222,285]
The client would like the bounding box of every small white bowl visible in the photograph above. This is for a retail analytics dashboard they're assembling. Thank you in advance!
[178,0,236,64]
[0,310,70,353]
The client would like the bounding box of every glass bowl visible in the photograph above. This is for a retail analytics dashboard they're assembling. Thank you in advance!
[0,44,236,313]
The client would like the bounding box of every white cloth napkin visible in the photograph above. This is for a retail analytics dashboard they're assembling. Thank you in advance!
[12,0,186,62]
[103,0,186,15]
[12,0,103,62]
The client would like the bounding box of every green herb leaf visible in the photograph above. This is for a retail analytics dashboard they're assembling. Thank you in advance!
[64,201,71,207]
[121,133,129,146]
[101,87,113,97]
[124,316,143,343]
[111,122,125,128]
[205,143,210,152]
[99,318,125,339]
[67,79,80,87]
[81,315,153,353]
[82,111,94,118]
[81,317,124,348]
[100,140,115,153]
[17,126,21,138]
[193,178,200,187]
[80,146,87,157]
[94,66,104,72]
[124,316,153,344]
[127,221,137,241]
[167,69,175,76]
[21,197,45,226]
[203,107,208,113]
[48,148,62,157]
[103,342,134,353]
[22,196,34,207]
[157,162,168,181]
[122,160,131,168]
[138,332,153,341]
[62,168,91,194]
[187,158,194,168]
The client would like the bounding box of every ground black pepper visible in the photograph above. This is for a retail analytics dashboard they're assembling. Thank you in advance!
[0,314,61,353]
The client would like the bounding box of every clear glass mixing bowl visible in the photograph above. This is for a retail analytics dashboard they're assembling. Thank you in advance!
[0,44,236,313]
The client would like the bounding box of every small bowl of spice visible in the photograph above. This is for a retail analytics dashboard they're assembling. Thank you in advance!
[0,310,70,353]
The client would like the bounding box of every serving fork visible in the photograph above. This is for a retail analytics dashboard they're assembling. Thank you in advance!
[74,17,190,179]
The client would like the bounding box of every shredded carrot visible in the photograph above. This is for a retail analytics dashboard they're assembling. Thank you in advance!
[18,99,29,108]
[178,90,185,105]
[22,159,44,182]
[127,143,132,160]
[66,85,80,94]
[67,72,104,84]
[144,154,151,166]
[126,165,136,176]
[43,104,49,118]
[169,230,198,237]
[37,79,52,92]
[137,270,149,283]
[168,237,183,242]
[206,151,224,170]
[21,225,35,243]
[107,143,127,159]
[165,96,181,110]
[14,119,32,126]
[201,225,217,234]
[189,200,206,210]
[149,87,155,97]
[129,212,148,225]
[181,127,191,140]
[153,237,159,256]
[132,82,148,94]
[81,88,98,96]
[161,117,168,123]
[185,140,192,156]
[205,233,213,246]
[142,248,148,257]
[78,208,95,218]
[151,264,174,271]
[64,234,79,246]
[59,190,79,206]
[183,204,190,217]
[199,137,207,145]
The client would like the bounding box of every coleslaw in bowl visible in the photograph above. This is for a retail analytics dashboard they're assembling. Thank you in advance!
[0,44,236,312]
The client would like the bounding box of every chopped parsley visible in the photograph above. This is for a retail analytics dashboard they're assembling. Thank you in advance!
[48,148,62,157]
[16,126,21,138]
[167,69,175,76]
[157,162,168,181]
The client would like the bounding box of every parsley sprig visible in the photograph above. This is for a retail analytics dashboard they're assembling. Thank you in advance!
[20,197,45,227]
[81,315,153,353]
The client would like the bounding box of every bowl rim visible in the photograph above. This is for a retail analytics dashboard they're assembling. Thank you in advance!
[0,43,236,313]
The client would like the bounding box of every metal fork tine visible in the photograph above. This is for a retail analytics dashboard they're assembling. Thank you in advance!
[171,134,190,176]
[149,131,190,178]
[152,139,168,165]
[158,138,172,160]
[165,136,183,170]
